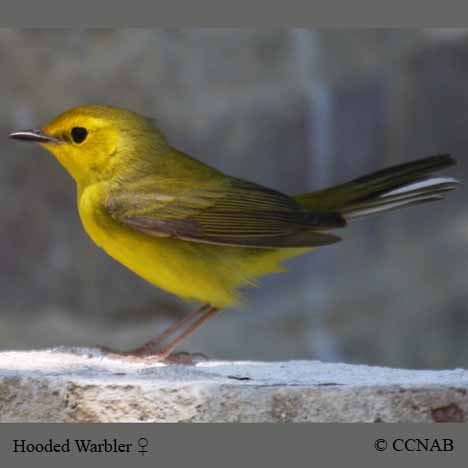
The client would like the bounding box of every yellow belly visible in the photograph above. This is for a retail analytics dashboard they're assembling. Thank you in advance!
[78,183,311,308]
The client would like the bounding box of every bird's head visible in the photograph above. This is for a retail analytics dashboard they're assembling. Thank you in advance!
[10,105,168,186]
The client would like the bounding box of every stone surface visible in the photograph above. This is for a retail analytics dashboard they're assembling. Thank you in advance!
[0,348,467,422]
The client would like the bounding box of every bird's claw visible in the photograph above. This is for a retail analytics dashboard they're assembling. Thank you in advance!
[96,345,209,365]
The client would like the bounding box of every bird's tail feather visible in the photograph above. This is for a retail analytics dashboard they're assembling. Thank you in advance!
[295,154,459,221]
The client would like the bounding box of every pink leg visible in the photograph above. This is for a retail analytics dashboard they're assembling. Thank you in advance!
[128,303,210,356]
[150,306,219,361]
[101,304,219,364]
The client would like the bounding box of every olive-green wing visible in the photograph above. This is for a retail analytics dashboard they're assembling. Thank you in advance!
[105,175,345,248]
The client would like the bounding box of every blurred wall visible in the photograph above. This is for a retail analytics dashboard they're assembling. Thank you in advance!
[0,29,467,368]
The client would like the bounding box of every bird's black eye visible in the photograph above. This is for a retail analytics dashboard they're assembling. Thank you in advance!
[71,127,88,144]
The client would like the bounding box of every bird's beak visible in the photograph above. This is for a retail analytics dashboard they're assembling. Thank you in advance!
[9,129,61,144]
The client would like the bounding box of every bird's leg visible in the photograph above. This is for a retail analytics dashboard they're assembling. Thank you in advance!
[99,303,217,363]
[127,303,210,356]
[145,306,219,363]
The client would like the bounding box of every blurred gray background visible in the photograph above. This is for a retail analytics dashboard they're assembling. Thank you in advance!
[1,29,467,369]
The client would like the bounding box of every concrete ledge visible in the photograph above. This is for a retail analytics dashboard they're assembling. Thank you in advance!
[0,348,467,422]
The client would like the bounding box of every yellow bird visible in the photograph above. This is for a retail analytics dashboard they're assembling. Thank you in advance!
[10,105,459,362]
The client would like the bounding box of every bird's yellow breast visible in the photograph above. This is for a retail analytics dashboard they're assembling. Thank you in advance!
[77,183,310,308]
[77,183,228,307]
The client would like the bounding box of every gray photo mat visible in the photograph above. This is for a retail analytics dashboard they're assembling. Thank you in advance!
[0,2,468,26]
[0,423,466,467]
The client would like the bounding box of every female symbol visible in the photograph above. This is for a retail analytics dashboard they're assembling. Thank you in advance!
[137,437,149,456]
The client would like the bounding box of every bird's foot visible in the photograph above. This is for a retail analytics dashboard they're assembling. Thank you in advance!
[95,343,156,360]
[96,345,208,365]
[145,351,209,365]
